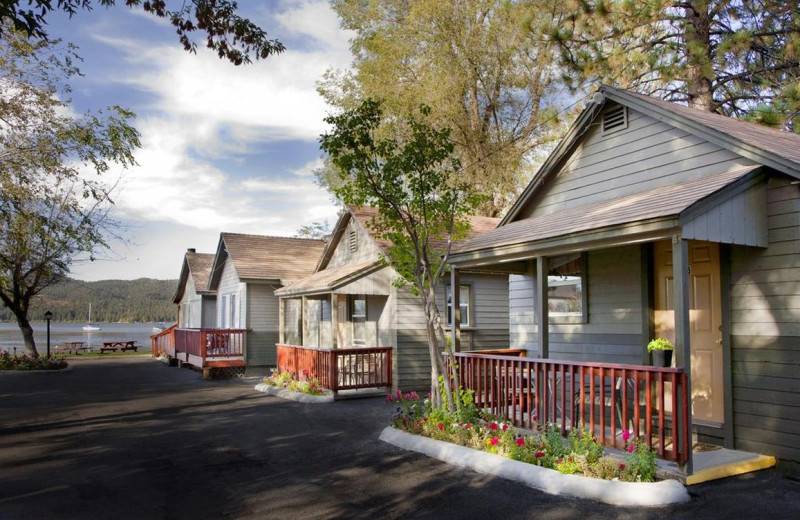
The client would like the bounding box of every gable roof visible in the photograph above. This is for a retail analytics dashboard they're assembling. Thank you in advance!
[450,166,762,264]
[502,85,800,226]
[208,233,326,289]
[172,251,216,303]
[315,206,501,271]
[273,261,385,297]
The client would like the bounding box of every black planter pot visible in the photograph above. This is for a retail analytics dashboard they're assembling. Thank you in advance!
[651,349,673,368]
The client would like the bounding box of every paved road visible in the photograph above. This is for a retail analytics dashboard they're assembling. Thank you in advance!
[1,357,799,519]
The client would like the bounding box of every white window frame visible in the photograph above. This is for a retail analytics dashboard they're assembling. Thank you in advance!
[351,295,367,346]
[446,284,471,328]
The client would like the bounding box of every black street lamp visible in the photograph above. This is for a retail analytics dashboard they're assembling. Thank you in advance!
[44,311,53,358]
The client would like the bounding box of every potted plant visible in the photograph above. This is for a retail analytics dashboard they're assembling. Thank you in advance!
[647,338,674,367]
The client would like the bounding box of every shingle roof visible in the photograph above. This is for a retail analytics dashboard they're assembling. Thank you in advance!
[219,233,325,282]
[350,206,500,253]
[186,252,215,294]
[274,261,385,297]
[451,166,758,257]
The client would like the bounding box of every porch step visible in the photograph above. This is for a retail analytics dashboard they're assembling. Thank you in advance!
[656,448,776,485]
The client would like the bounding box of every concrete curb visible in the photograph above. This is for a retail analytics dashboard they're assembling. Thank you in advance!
[379,426,690,507]
[0,365,75,376]
[254,383,334,404]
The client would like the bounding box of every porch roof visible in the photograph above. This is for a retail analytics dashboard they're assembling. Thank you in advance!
[274,261,386,297]
[450,165,764,266]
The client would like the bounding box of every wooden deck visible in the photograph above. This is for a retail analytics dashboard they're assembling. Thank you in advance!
[151,326,246,378]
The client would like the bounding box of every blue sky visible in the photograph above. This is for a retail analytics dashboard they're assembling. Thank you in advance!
[43,1,351,281]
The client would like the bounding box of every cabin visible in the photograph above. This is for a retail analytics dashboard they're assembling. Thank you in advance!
[173,248,217,328]
[206,233,326,372]
[448,86,800,477]
[274,207,509,392]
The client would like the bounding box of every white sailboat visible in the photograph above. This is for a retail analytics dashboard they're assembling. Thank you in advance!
[82,304,101,331]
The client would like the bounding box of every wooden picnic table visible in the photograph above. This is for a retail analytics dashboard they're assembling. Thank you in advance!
[99,341,138,353]
[56,341,90,354]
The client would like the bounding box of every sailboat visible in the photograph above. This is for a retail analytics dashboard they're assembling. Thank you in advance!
[82,304,101,331]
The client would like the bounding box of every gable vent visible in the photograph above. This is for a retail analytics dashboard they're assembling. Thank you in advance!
[348,230,358,253]
[602,105,628,135]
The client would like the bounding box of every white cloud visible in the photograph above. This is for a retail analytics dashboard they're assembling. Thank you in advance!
[290,157,325,176]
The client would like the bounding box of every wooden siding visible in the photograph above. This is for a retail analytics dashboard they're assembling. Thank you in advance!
[440,272,510,351]
[327,216,384,269]
[394,286,431,391]
[509,246,644,364]
[201,297,216,328]
[683,181,768,247]
[729,175,800,472]
[178,275,203,328]
[215,259,241,327]
[247,284,280,366]
[517,105,758,221]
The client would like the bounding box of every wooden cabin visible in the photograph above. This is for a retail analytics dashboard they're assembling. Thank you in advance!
[448,86,800,475]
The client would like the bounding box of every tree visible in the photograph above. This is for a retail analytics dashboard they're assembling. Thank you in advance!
[0,27,140,356]
[295,219,333,239]
[550,1,800,128]
[0,0,284,66]
[320,0,568,216]
[320,99,482,409]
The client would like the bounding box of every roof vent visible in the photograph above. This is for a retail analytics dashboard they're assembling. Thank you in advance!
[602,105,627,135]
[349,230,358,254]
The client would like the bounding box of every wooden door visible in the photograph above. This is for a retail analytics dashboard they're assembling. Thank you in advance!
[654,240,724,424]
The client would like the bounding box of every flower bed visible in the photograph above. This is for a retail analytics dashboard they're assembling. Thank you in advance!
[0,352,68,371]
[256,369,334,404]
[383,387,692,506]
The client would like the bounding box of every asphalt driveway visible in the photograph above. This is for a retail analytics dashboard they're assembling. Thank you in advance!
[1,357,799,519]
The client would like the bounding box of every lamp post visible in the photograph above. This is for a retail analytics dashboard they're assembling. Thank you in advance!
[44,311,53,358]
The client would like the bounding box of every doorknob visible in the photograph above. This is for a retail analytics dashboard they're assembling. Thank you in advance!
[715,339,723,345]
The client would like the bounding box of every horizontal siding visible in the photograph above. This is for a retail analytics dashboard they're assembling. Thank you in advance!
[729,176,800,471]
[520,106,756,218]
[396,329,431,392]
[247,284,279,366]
[509,246,645,364]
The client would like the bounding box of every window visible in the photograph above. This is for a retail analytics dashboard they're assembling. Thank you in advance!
[446,285,471,327]
[548,253,586,319]
[229,293,237,328]
[351,295,367,345]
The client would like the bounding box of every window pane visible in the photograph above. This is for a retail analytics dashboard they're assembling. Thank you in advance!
[352,296,366,345]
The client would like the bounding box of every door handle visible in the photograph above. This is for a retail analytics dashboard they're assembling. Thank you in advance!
[715,339,723,345]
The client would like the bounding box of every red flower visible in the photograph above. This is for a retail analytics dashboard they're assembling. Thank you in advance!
[489,422,499,431]
[502,423,508,432]
[516,438,525,447]
[490,437,499,446]
[622,429,631,442]
[465,423,471,430]
[438,423,444,431]
[627,444,635,453]
[535,451,545,458]
[619,463,626,471]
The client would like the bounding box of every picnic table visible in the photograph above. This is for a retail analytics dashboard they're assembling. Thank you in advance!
[99,341,138,353]
[55,341,90,355]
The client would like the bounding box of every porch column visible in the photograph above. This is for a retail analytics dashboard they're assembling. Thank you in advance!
[536,255,549,359]
[331,292,338,349]
[278,297,284,344]
[451,268,461,352]
[301,296,307,347]
[672,235,694,474]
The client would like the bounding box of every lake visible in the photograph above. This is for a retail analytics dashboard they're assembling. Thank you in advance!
[0,322,168,354]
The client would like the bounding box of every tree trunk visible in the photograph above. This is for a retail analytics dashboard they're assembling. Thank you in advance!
[683,1,715,112]
[16,314,38,358]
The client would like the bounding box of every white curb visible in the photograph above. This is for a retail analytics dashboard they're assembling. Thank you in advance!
[379,426,690,507]
[0,365,74,376]
[254,383,334,404]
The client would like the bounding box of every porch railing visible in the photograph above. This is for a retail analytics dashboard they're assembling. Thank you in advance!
[150,323,177,357]
[276,344,393,394]
[174,328,246,359]
[450,351,690,465]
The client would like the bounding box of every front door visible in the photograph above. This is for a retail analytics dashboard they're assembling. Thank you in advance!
[654,240,725,424]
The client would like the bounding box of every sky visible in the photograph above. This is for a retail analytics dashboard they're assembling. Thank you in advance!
[43,1,352,281]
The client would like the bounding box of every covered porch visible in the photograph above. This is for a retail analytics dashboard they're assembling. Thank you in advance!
[448,167,775,477]
[151,326,246,379]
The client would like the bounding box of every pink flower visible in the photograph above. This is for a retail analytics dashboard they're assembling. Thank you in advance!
[490,438,499,446]
[516,438,525,447]
[627,443,635,453]
[438,423,444,431]
[622,429,631,442]
[489,422,499,431]
[532,411,538,422]
[386,394,394,402]
[535,451,545,458]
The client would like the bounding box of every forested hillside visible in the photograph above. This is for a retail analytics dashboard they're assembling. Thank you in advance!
[0,278,178,323]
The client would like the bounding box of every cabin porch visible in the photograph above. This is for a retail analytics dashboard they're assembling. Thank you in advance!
[151,327,246,379]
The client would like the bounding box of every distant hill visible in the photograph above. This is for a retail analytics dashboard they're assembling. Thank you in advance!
[0,278,178,323]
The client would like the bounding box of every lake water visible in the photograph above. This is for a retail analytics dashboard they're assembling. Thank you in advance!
[0,322,168,354]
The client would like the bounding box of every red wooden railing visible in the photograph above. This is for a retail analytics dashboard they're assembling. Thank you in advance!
[450,352,690,465]
[174,328,246,359]
[276,344,393,394]
[150,323,177,357]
